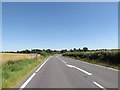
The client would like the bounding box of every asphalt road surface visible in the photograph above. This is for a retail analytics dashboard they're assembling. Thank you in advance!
[19,56,119,89]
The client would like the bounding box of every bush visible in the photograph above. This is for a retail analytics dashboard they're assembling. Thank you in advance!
[40,51,48,56]
[62,50,119,65]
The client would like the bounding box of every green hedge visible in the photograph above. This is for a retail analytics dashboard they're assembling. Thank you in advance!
[62,51,119,65]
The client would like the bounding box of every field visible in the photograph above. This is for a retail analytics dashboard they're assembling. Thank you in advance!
[1,53,40,65]
[1,53,49,88]
[62,50,120,69]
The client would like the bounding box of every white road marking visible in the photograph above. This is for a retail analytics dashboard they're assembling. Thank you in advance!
[20,73,36,88]
[72,58,118,71]
[66,64,75,68]
[56,56,62,60]
[93,64,118,71]
[66,64,92,75]
[57,56,67,64]
[36,56,52,72]
[93,82,106,90]
[57,56,92,76]
[62,60,67,64]
[20,56,52,89]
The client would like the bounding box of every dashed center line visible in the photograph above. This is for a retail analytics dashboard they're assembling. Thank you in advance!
[93,82,106,90]
[57,56,107,90]
[20,56,107,89]
[66,64,92,76]
[56,56,92,76]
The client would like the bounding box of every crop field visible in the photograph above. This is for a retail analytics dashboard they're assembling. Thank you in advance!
[1,53,48,88]
[1,53,40,65]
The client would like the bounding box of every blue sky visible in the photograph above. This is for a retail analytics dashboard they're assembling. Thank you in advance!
[2,2,118,51]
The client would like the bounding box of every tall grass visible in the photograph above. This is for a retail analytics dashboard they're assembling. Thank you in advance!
[2,55,49,88]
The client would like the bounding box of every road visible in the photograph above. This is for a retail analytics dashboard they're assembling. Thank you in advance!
[19,56,119,89]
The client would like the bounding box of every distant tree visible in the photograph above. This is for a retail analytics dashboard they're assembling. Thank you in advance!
[25,49,31,53]
[53,50,57,52]
[83,47,88,52]
[53,50,59,54]
[104,49,107,51]
[60,49,67,53]
[46,49,52,53]
[69,49,73,52]
[60,50,64,53]
[17,51,19,53]
[18,49,31,53]
[65,49,67,52]
[43,49,45,51]
[31,49,42,53]
[40,51,48,56]
[78,48,82,52]
[73,48,77,52]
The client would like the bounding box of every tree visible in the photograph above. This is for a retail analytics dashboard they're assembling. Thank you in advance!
[60,49,67,53]
[25,49,31,53]
[46,49,52,53]
[73,48,77,52]
[78,48,82,52]
[17,51,20,53]
[19,49,30,53]
[31,49,42,53]
[83,47,88,52]
[40,51,48,56]
[69,49,73,52]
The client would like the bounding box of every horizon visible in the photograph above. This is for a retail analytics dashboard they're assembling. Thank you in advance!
[1,48,118,52]
[2,2,118,51]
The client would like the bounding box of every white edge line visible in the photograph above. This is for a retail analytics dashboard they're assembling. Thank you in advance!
[93,82,106,90]
[20,73,36,88]
[81,60,119,71]
[66,57,119,71]
[20,56,52,89]
[36,56,52,72]
[57,56,92,76]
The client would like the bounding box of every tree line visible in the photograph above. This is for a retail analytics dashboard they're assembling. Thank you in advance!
[2,47,116,55]
[2,47,88,54]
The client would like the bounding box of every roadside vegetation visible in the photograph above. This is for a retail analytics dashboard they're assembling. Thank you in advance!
[62,48,120,70]
[1,50,54,88]
[1,48,119,88]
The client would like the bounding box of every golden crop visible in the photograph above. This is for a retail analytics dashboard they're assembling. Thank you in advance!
[0,53,39,65]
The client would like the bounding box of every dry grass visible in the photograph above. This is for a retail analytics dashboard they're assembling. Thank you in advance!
[1,53,40,65]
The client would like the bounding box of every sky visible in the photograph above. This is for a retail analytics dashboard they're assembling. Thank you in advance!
[2,2,118,51]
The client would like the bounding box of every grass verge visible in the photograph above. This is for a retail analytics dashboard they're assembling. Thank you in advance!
[2,55,50,88]
[63,56,119,70]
